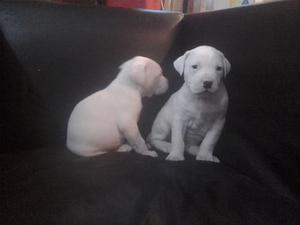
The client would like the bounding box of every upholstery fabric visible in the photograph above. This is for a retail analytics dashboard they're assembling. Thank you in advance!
[1,1,299,225]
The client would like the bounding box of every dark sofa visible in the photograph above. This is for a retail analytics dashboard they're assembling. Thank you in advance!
[1,1,300,225]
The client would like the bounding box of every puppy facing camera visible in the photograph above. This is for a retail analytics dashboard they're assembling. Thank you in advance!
[149,46,231,162]
[67,56,168,157]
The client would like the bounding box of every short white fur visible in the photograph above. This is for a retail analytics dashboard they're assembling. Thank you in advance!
[67,56,168,157]
[149,46,230,162]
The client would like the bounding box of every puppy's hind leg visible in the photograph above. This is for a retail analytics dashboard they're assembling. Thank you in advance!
[148,123,171,153]
[151,139,171,153]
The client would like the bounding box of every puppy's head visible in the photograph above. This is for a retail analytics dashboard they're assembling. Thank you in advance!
[119,56,168,97]
[174,46,231,94]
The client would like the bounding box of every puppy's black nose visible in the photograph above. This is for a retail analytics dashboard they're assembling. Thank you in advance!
[203,81,213,89]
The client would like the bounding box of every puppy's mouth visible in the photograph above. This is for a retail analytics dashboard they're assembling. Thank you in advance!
[189,86,215,95]
[198,90,215,96]
[203,90,213,94]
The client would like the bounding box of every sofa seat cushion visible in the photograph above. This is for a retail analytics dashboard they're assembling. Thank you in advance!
[1,147,299,225]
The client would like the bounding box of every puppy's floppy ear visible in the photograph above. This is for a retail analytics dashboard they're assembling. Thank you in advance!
[130,57,147,86]
[119,56,146,86]
[223,56,231,78]
[143,59,161,91]
[173,50,190,76]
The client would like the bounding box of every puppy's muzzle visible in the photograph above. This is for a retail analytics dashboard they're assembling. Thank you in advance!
[203,80,213,89]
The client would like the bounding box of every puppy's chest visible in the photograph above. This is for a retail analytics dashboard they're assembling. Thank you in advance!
[185,116,209,139]
[184,107,220,144]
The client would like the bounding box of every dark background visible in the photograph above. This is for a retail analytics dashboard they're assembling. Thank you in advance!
[1,1,300,225]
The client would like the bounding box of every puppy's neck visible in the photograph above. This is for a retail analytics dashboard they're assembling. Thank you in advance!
[110,72,144,97]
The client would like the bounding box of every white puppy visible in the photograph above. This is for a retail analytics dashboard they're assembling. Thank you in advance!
[67,56,168,157]
[149,46,230,162]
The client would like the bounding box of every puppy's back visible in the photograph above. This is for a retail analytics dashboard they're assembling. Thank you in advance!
[66,90,122,155]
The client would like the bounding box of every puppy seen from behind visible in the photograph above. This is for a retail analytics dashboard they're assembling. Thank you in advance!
[67,56,168,157]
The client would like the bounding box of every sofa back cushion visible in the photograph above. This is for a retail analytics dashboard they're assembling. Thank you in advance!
[180,0,300,196]
[0,2,183,151]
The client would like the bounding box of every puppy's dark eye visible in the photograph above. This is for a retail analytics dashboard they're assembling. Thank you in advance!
[192,65,198,69]
[216,66,223,71]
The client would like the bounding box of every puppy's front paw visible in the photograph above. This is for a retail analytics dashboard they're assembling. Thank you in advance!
[117,144,133,152]
[196,154,220,163]
[146,143,152,149]
[141,150,158,158]
[166,152,184,161]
